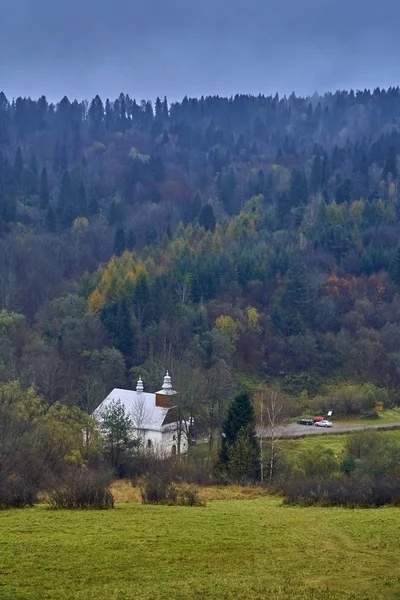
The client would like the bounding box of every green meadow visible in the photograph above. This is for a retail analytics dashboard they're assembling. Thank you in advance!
[1,498,399,600]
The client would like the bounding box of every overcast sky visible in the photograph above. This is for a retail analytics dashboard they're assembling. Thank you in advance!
[1,0,399,103]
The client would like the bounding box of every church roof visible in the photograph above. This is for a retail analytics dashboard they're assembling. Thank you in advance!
[94,388,173,431]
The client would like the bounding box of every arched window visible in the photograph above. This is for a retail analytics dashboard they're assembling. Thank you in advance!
[147,439,152,448]
[171,444,177,456]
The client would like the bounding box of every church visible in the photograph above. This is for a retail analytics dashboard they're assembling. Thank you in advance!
[95,372,188,456]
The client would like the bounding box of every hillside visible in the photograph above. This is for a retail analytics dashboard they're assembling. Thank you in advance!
[1,89,400,426]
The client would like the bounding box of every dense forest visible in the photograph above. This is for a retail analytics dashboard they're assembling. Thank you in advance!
[2,87,400,435]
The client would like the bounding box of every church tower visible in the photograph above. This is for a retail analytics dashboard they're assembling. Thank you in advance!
[155,371,177,407]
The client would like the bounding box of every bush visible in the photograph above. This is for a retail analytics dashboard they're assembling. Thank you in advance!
[47,469,114,510]
[129,454,217,486]
[363,409,379,420]
[0,473,37,509]
[139,476,204,506]
[280,476,400,508]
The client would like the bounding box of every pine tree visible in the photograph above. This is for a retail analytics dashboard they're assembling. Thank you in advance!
[88,189,99,216]
[289,169,308,207]
[45,205,55,231]
[227,428,260,482]
[56,171,75,229]
[115,299,134,358]
[390,246,400,286]
[310,155,322,193]
[126,229,136,251]
[88,95,105,138]
[113,228,126,256]
[60,144,68,171]
[280,261,310,333]
[133,273,153,327]
[384,145,397,179]
[77,182,87,216]
[184,192,202,225]
[53,142,60,172]
[14,147,23,185]
[40,167,50,209]
[199,203,216,232]
[108,200,118,226]
[219,393,259,480]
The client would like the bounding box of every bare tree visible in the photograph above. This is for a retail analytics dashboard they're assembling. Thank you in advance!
[255,386,286,483]
[202,360,235,464]
[130,391,150,449]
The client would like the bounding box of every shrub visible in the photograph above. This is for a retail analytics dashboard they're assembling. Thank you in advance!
[363,409,379,420]
[139,476,204,506]
[280,476,400,508]
[129,454,217,485]
[176,486,204,506]
[47,469,114,510]
[0,473,37,509]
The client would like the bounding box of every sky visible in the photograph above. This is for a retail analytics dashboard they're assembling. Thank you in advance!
[0,0,400,103]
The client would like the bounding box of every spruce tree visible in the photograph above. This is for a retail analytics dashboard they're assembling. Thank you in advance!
[53,142,60,172]
[77,182,87,217]
[390,246,400,286]
[45,205,55,232]
[126,229,136,251]
[384,145,397,179]
[88,189,99,216]
[219,393,259,480]
[113,228,126,256]
[14,147,23,185]
[199,203,216,232]
[40,167,50,209]
[115,299,134,358]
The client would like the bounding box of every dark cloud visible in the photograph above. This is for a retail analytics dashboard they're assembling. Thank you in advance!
[1,0,400,102]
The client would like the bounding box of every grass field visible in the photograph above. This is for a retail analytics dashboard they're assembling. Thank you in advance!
[278,427,400,459]
[1,497,400,600]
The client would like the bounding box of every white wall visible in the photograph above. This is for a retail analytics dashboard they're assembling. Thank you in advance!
[136,426,188,456]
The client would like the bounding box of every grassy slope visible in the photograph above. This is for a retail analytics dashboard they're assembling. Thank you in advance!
[1,499,400,600]
[278,428,400,460]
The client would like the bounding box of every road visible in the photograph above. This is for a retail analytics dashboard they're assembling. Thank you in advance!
[258,421,400,439]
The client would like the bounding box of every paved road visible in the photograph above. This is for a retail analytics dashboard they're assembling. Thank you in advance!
[258,421,400,439]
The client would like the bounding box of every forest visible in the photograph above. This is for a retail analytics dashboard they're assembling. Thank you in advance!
[1,86,400,446]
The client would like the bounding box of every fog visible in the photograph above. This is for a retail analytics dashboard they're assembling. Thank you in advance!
[1,0,399,101]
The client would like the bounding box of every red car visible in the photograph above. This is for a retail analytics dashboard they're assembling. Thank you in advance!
[313,416,324,423]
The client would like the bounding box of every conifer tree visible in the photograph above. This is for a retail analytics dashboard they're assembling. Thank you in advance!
[199,203,216,232]
[219,393,259,480]
[53,142,60,172]
[14,147,23,185]
[88,189,99,216]
[384,145,397,179]
[390,246,400,286]
[77,182,87,217]
[126,229,136,251]
[113,228,126,257]
[40,167,50,209]
[45,205,55,232]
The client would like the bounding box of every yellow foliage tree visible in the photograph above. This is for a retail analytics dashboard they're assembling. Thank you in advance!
[215,315,239,344]
[246,306,261,330]
[88,251,145,313]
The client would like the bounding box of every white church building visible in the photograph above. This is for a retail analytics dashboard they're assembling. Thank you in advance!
[95,372,188,456]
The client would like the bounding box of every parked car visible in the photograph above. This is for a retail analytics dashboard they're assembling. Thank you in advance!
[314,419,333,428]
[297,418,314,426]
[313,416,324,423]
